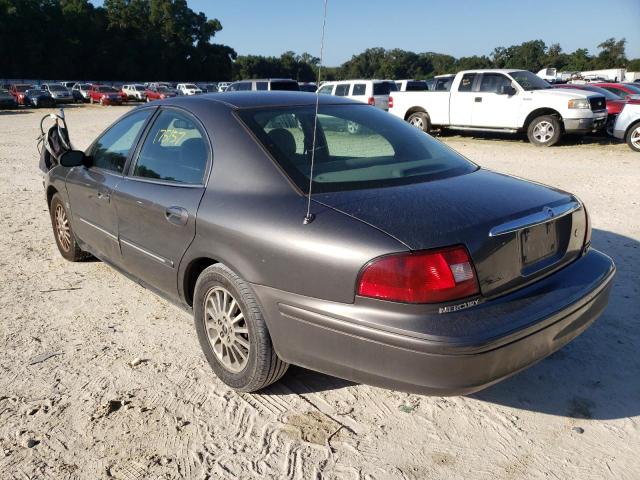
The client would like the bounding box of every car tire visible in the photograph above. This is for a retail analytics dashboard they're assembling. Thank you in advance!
[193,263,289,392]
[626,122,640,152]
[407,111,431,133]
[49,193,91,262]
[527,115,562,147]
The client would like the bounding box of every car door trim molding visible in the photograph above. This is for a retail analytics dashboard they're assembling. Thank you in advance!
[78,216,118,242]
[489,201,581,237]
[120,237,174,268]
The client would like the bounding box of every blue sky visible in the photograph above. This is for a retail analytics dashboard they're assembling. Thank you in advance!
[94,0,640,66]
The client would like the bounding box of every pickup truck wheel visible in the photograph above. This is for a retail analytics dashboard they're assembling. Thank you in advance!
[626,122,640,152]
[527,115,561,147]
[408,112,431,133]
[193,264,289,392]
[50,194,91,262]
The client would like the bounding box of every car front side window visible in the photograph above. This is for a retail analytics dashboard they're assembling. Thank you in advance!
[132,110,209,185]
[90,110,152,173]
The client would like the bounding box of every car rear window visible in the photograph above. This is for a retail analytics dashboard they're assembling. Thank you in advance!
[270,81,300,91]
[238,104,476,193]
[373,82,397,95]
[405,81,428,91]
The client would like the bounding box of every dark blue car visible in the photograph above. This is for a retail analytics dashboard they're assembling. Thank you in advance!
[24,88,56,108]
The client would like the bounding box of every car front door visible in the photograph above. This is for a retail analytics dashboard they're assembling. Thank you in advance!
[471,73,519,128]
[112,107,210,300]
[65,108,155,263]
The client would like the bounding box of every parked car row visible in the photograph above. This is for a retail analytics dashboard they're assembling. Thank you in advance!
[315,69,640,149]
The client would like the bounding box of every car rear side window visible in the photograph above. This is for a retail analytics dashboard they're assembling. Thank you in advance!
[352,84,366,96]
[458,74,476,92]
[335,84,350,96]
[91,109,152,173]
[132,110,208,184]
[256,82,268,91]
[238,104,476,193]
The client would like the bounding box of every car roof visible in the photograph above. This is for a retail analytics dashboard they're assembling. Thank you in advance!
[162,91,360,109]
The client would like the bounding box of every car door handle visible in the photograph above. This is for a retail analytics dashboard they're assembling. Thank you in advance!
[475,97,482,103]
[165,206,188,226]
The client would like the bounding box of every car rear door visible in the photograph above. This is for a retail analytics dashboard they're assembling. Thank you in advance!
[471,73,519,128]
[449,73,478,126]
[112,107,211,300]
[65,108,154,263]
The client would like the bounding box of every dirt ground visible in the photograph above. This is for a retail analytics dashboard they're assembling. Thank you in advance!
[0,105,638,480]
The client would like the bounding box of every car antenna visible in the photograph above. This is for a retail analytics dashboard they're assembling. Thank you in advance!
[303,0,328,225]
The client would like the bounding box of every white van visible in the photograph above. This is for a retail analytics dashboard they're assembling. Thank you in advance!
[317,80,397,110]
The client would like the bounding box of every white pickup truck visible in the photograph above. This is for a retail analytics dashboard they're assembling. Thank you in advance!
[389,69,608,146]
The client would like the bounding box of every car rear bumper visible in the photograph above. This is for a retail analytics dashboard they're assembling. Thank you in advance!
[254,249,615,395]
[564,112,607,133]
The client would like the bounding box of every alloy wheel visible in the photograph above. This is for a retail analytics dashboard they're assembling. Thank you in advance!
[533,121,554,143]
[631,126,640,150]
[203,286,250,373]
[55,204,71,252]
[409,116,424,129]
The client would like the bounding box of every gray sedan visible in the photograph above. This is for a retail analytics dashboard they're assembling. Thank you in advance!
[43,92,615,394]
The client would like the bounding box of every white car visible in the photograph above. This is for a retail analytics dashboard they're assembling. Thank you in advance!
[612,102,640,151]
[317,80,397,110]
[389,69,608,146]
[176,83,203,96]
[122,84,147,101]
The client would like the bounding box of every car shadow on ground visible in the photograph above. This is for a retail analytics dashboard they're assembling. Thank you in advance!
[472,228,639,420]
[271,229,638,420]
[0,109,34,115]
[438,129,623,147]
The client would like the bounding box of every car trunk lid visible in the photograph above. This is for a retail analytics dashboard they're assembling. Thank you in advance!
[314,169,587,299]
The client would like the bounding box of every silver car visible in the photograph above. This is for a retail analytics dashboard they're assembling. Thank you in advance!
[42,83,74,104]
[613,102,640,151]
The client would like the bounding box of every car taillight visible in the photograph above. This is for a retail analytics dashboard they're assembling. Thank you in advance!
[357,245,479,303]
[388,96,394,108]
[367,96,375,106]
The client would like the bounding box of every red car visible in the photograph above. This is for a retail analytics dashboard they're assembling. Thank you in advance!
[9,84,33,105]
[88,85,123,105]
[553,84,627,135]
[144,85,178,101]
[593,82,640,100]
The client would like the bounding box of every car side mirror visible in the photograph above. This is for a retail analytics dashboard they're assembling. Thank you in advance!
[60,150,88,168]
[500,85,516,96]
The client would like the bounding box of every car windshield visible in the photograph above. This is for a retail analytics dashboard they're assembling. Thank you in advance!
[511,71,551,90]
[14,85,31,92]
[184,84,198,89]
[47,85,66,91]
[80,84,91,89]
[157,86,169,92]
[622,83,640,94]
[134,85,145,90]
[238,104,477,193]
[98,86,117,93]
[579,86,622,100]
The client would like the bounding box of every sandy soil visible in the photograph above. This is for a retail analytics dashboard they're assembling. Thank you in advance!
[0,105,638,480]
